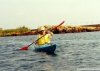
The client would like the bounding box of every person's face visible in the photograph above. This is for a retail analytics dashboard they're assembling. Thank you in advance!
[41,30,45,35]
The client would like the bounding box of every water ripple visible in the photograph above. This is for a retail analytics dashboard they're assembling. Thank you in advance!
[0,32,100,71]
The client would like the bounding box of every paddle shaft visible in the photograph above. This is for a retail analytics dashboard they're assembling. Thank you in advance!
[28,34,46,47]
[56,21,65,28]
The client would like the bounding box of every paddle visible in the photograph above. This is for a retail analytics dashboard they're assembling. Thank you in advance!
[19,21,65,50]
[19,37,42,50]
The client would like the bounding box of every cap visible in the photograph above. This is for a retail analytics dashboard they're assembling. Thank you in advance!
[38,26,45,31]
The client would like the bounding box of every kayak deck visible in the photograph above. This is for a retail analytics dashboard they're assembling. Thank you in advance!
[34,44,56,54]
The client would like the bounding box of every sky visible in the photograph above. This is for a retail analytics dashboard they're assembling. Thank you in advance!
[0,0,100,29]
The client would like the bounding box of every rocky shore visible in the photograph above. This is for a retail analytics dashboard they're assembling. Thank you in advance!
[0,24,100,37]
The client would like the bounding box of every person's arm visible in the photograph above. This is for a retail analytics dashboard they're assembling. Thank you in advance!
[50,32,53,36]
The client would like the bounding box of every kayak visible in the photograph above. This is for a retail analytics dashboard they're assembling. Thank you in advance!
[34,44,56,54]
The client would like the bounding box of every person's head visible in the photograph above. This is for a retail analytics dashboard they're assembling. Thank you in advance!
[38,26,46,35]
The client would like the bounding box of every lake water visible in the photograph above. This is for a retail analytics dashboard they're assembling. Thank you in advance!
[0,32,100,71]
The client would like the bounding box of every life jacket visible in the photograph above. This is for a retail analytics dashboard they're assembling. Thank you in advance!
[37,34,51,45]
[45,34,51,43]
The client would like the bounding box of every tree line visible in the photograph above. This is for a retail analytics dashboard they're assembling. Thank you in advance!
[0,26,30,37]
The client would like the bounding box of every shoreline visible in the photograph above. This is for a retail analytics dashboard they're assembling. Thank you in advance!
[0,24,100,37]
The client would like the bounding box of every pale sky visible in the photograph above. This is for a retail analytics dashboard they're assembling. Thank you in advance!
[0,0,100,29]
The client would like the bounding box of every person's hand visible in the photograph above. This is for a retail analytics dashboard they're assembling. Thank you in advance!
[34,41,37,45]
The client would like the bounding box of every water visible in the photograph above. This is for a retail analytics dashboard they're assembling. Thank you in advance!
[0,32,100,71]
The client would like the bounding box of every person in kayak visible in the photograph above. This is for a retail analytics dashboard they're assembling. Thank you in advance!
[36,26,53,45]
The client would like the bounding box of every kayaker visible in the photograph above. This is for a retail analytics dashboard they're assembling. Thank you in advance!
[35,26,53,45]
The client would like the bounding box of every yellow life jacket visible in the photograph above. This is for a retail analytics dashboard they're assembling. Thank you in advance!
[37,34,51,45]
[45,34,51,43]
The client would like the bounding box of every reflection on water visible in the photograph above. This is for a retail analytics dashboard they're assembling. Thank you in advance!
[0,32,100,71]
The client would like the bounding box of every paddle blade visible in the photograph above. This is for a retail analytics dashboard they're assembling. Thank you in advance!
[19,45,29,50]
